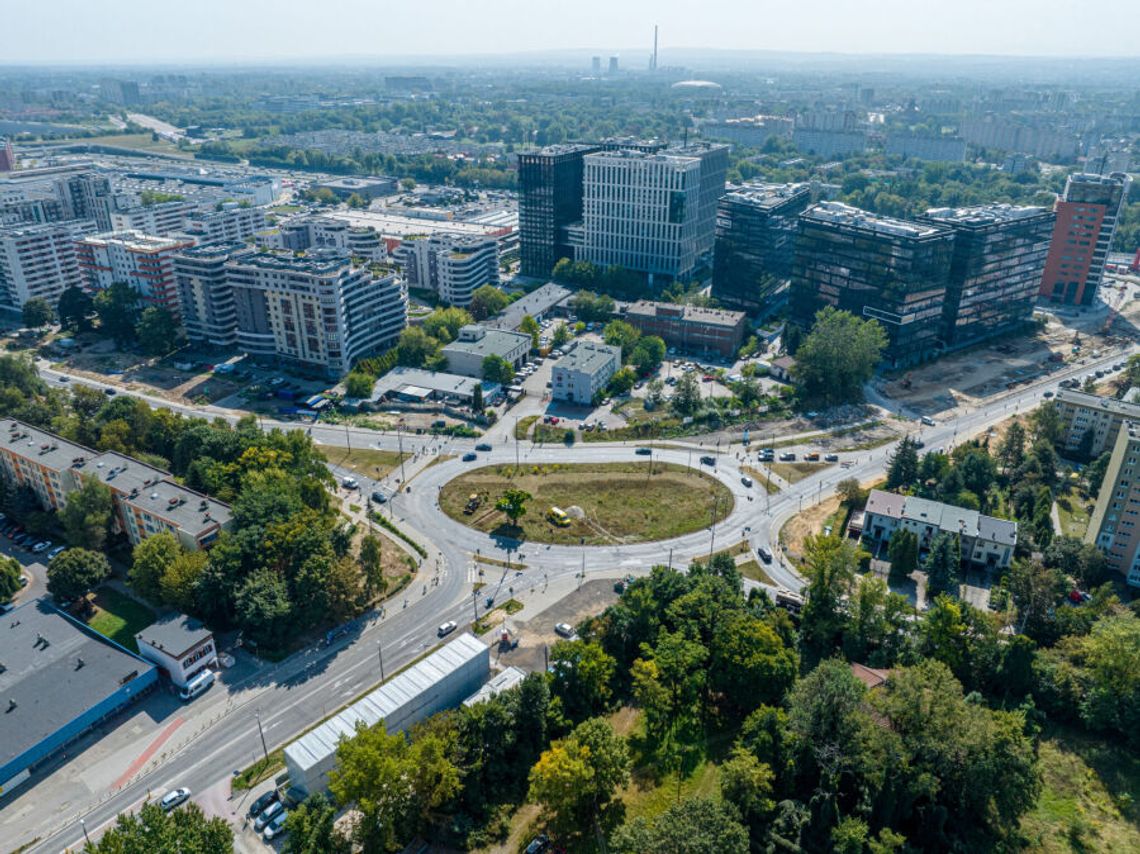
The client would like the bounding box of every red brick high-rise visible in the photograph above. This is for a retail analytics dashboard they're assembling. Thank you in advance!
[1039,172,1131,306]
[0,139,16,172]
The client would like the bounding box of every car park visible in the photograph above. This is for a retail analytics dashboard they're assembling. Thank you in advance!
[438,621,457,637]
[254,800,284,831]
[159,787,191,811]
[248,789,280,819]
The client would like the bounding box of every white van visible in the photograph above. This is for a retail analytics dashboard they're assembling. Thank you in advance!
[179,669,216,701]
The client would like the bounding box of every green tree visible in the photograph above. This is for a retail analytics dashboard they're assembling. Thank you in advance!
[711,610,798,717]
[602,319,641,354]
[799,534,862,662]
[520,313,540,349]
[569,290,615,323]
[792,307,887,406]
[135,307,180,356]
[719,746,776,828]
[923,531,960,602]
[607,366,637,396]
[84,801,232,853]
[1008,558,1065,643]
[94,281,141,347]
[22,297,54,328]
[399,177,417,191]
[528,717,630,835]
[611,798,750,854]
[345,192,369,209]
[128,531,182,603]
[343,370,374,398]
[359,533,384,596]
[835,477,868,508]
[495,487,531,524]
[482,353,515,385]
[670,370,702,416]
[887,528,918,580]
[628,335,666,375]
[329,721,461,851]
[1087,450,1112,495]
[58,285,94,332]
[60,477,114,550]
[1030,399,1064,445]
[1079,614,1140,745]
[234,567,293,649]
[886,437,920,490]
[160,550,208,613]
[471,382,483,412]
[47,548,111,601]
[0,554,22,604]
[396,326,439,367]
[997,420,1027,472]
[282,793,350,854]
[421,306,472,343]
[550,639,616,721]
[468,284,509,320]
[551,323,572,349]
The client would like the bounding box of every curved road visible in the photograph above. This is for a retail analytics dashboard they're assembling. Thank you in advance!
[12,344,1135,851]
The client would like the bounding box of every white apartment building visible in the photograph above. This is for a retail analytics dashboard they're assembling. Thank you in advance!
[0,220,95,310]
[135,614,217,689]
[110,199,198,236]
[75,230,194,317]
[440,324,531,379]
[399,233,499,307]
[225,253,407,378]
[551,341,621,404]
[274,216,388,263]
[1054,389,1140,459]
[578,143,728,282]
[184,203,267,246]
[174,242,254,347]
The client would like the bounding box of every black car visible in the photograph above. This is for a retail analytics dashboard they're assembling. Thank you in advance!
[462,452,477,462]
[371,490,387,504]
[475,443,493,452]
[248,789,280,819]
[699,455,716,466]
[757,546,773,564]
[103,387,117,395]
[635,447,652,455]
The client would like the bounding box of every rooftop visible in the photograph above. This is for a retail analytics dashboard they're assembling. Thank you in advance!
[0,419,91,473]
[77,230,192,253]
[722,182,811,211]
[441,325,530,359]
[484,283,572,331]
[555,340,621,374]
[227,251,353,276]
[372,366,497,401]
[316,175,397,189]
[922,203,1052,228]
[0,599,156,773]
[803,201,951,241]
[1056,388,1140,418]
[88,452,232,534]
[625,300,746,329]
[864,489,1018,546]
[285,633,487,775]
[463,666,527,707]
[136,613,212,658]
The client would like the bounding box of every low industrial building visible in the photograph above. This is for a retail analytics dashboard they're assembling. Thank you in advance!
[440,324,532,378]
[371,366,501,406]
[463,666,527,707]
[1054,389,1140,459]
[315,175,398,200]
[551,341,621,404]
[284,633,489,795]
[0,599,158,797]
[484,282,572,331]
[855,489,1018,571]
[623,300,747,357]
[135,614,217,689]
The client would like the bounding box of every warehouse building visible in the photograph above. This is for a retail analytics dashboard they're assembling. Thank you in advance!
[0,599,158,797]
[371,366,501,406]
[284,633,489,795]
[440,324,531,379]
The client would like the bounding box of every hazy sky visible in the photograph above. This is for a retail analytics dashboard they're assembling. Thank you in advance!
[4,0,1137,64]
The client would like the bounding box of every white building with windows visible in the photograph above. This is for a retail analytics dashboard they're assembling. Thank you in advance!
[551,341,621,404]
[440,324,531,379]
[135,614,217,688]
[399,233,499,307]
[0,220,95,310]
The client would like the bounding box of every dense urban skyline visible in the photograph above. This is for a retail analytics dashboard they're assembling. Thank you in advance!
[3,0,1138,64]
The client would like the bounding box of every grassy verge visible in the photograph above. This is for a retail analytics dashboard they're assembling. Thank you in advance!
[374,513,428,558]
[742,465,781,494]
[317,444,408,480]
[514,415,539,440]
[768,461,831,484]
[440,462,733,546]
[86,587,156,653]
[474,554,529,570]
[472,597,526,635]
[738,560,776,585]
[1055,485,1095,539]
[533,423,575,444]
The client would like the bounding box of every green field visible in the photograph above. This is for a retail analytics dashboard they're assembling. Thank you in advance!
[440,462,733,546]
[86,587,156,653]
[317,444,408,480]
[1055,485,1095,539]
[768,461,831,484]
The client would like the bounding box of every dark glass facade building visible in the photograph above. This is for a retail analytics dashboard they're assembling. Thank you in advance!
[790,202,954,368]
[921,204,1054,348]
[517,144,600,279]
[712,182,811,311]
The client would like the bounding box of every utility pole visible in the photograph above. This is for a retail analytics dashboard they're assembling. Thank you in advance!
[396,422,407,485]
[344,419,352,452]
[472,588,479,623]
[514,415,521,474]
[255,708,270,766]
[377,640,385,682]
[708,495,720,561]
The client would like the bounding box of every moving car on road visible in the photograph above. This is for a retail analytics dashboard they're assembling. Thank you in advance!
[438,621,458,637]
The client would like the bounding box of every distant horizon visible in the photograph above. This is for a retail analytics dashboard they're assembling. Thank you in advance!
[3,0,1137,66]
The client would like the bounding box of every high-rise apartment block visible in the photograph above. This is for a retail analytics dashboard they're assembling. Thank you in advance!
[173,242,254,347]
[224,253,406,378]
[76,230,194,317]
[790,202,954,367]
[1085,421,1140,588]
[0,220,94,311]
[712,182,811,311]
[399,233,499,307]
[1053,389,1140,459]
[183,203,267,246]
[920,204,1054,347]
[0,139,15,172]
[1040,172,1131,306]
[110,199,198,236]
[577,143,728,283]
[518,144,601,278]
[275,216,387,263]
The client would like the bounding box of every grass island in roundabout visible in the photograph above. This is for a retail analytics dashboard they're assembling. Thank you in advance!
[439,461,734,546]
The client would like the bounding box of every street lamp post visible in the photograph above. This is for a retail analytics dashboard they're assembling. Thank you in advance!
[80,819,91,846]
[377,640,385,682]
[254,708,270,767]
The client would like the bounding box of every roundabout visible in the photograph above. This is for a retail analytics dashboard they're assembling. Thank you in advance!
[438,461,734,546]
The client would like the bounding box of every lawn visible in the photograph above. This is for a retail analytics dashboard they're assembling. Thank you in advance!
[317,444,408,480]
[1020,725,1140,853]
[86,587,156,653]
[440,462,734,546]
[738,559,776,585]
[768,461,831,484]
[514,415,539,440]
[1055,486,1095,539]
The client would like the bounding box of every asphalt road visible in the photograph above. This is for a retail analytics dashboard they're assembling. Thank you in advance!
[12,342,1136,851]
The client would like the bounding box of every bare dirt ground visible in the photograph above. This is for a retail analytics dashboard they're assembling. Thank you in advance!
[492,579,620,672]
[780,494,843,562]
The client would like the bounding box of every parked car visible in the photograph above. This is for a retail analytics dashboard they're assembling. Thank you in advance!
[920,415,936,426]
[254,800,284,831]
[824,454,840,462]
[438,621,458,637]
[779,452,796,462]
[103,387,116,396]
[263,810,289,840]
[342,476,359,490]
[159,787,191,812]
[48,545,66,559]
[524,834,551,854]
[1043,390,1054,398]
[554,622,575,639]
[248,789,280,819]
[31,541,51,553]
[804,452,820,462]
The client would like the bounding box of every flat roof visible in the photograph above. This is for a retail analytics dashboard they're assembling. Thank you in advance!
[0,419,91,473]
[463,666,527,707]
[78,230,192,252]
[484,283,571,331]
[722,182,811,210]
[326,210,513,240]
[555,341,620,374]
[136,613,212,658]
[372,366,495,400]
[0,599,156,772]
[625,300,746,328]
[284,633,487,775]
[803,201,951,240]
[1056,388,1140,418]
[922,203,1052,227]
[441,326,531,359]
[316,175,397,189]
